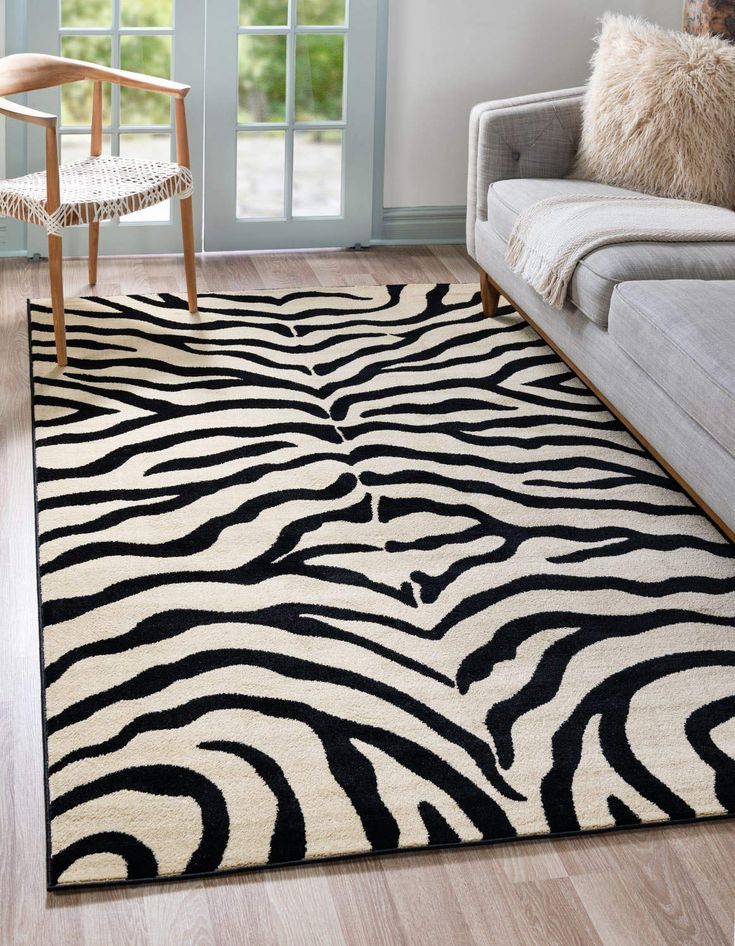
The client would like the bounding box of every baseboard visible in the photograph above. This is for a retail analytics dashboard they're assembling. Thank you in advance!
[372,205,466,245]
[0,206,467,254]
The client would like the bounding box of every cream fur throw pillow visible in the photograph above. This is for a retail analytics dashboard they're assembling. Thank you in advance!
[572,14,735,208]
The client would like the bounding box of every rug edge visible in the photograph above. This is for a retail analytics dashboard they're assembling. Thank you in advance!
[26,297,57,893]
[46,809,735,893]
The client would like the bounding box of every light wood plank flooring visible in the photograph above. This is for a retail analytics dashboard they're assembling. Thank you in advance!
[1,246,733,946]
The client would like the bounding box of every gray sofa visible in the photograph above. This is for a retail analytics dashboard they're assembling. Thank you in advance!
[467,86,735,538]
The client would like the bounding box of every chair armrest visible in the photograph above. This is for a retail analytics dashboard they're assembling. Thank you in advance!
[466,87,585,256]
[66,59,191,98]
[0,95,56,128]
[0,55,190,99]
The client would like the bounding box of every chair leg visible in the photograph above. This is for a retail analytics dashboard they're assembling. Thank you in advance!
[180,196,198,313]
[88,220,100,286]
[48,234,67,367]
[480,269,501,317]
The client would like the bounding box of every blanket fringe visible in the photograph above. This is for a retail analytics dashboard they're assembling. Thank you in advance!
[506,231,567,309]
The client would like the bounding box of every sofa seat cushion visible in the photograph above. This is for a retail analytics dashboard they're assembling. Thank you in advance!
[609,280,735,458]
[487,178,735,327]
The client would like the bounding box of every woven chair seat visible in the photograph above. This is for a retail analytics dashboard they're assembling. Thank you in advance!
[0,154,193,235]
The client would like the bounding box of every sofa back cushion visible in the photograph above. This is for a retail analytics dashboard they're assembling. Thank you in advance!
[572,14,735,209]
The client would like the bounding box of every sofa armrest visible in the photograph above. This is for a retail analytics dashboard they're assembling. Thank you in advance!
[467,87,585,256]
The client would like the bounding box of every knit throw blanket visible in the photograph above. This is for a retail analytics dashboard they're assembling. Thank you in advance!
[506,194,735,308]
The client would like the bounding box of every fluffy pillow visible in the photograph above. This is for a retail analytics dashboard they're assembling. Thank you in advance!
[572,14,735,208]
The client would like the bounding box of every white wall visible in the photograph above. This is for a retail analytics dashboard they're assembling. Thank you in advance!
[383,0,682,208]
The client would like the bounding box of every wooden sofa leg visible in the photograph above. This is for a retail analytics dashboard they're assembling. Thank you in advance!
[479,269,500,317]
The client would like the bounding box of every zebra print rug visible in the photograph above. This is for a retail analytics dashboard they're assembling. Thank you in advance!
[28,285,735,890]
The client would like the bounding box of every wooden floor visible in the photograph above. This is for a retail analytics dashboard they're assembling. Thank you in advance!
[1,246,733,946]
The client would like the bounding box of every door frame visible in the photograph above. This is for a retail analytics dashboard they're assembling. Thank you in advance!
[203,0,381,252]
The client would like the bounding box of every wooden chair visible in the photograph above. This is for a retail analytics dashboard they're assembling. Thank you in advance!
[0,53,198,366]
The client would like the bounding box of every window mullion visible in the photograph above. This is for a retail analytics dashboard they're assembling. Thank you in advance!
[283,0,297,221]
[112,0,121,159]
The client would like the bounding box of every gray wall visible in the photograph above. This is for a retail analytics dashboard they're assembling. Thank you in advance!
[383,0,682,209]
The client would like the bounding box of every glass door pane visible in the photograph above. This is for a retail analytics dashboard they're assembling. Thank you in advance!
[294,33,344,122]
[237,131,286,217]
[241,0,289,27]
[238,34,288,123]
[60,0,113,28]
[292,129,342,216]
[26,0,204,257]
[205,0,379,251]
[297,0,346,26]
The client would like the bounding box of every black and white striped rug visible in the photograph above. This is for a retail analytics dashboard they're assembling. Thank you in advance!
[29,285,735,889]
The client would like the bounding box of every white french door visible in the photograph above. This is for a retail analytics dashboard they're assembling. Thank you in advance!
[26,0,205,257]
[23,0,379,255]
[204,0,379,251]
